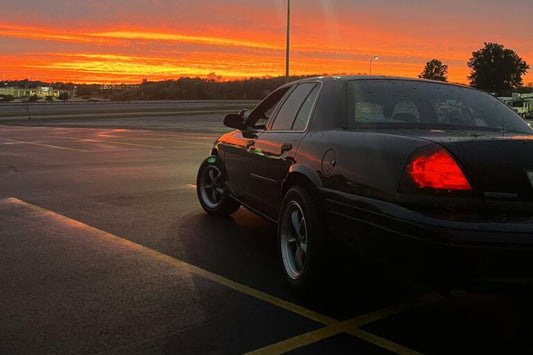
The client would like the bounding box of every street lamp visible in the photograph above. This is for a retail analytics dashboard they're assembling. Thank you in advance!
[369,56,379,75]
[285,0,291,82]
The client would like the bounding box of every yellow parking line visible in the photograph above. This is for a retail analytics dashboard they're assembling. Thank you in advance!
[4,197,335,326]
[4,197,435,354]
[244,295,440,355]
[348,329,422,355]
[244,325,343,355]
[1,138,88,152]
[244,326,421,355]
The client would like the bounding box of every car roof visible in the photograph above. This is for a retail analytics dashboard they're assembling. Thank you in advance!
[286,75,473,90]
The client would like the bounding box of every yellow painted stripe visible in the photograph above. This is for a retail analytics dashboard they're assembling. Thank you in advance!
[3,197,435,355]
[246,295,442,355]
[244,325,423,355]
[4,197,335,326]
[347,328,423,355]
[243,324,345,355]
[2,138,88,152]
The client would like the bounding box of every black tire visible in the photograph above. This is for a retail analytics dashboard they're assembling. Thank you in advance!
[278,185,326,295]
[196,156,240,216]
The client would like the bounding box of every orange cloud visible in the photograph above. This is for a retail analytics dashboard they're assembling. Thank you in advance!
[0,19,531,85]
[91,31,282,50]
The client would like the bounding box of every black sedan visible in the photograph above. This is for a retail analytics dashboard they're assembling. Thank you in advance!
[196,76,533,293]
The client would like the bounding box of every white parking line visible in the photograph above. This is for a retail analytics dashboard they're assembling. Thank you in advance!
[1,138,89,152]
[100,136,213,146]
[84,138,164,149]
[44,135,211,147]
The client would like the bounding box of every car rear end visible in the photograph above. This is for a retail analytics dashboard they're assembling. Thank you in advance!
[395,132,533,289]
[331,78,533,289]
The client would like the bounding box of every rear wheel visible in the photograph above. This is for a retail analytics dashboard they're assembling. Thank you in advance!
[197,156,240,216]
[278,185,326,294]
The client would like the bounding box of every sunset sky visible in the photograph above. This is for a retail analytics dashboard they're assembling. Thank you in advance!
[1,0,531,84]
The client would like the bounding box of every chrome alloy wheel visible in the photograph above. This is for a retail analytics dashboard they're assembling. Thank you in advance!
[199,165,224,208]
[280,200,308,279]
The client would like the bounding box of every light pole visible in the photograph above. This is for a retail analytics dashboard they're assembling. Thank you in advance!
[285,0,291,82]
[369,55,379,75]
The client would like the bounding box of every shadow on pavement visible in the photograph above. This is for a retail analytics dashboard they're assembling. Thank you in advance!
[167,209,533,354]
[164,208,429,320]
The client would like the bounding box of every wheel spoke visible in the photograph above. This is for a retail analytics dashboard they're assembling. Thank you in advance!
[290,210,300,234]
[211,189,218,202]
[295,246,305,270]
[216,187,223,195]
[208,169,216,183]
[298,217,306,237]
[300,241,307,254]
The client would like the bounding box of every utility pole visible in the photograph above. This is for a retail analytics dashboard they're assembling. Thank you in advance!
[285,0,291,82]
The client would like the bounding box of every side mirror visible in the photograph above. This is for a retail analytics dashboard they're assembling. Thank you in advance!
[224,113,245,130]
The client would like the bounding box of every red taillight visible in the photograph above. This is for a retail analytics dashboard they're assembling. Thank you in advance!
[408,149,471,190]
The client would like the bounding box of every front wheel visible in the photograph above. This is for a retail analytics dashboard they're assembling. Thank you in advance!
[196,156,240,216]
[278,185,326,294]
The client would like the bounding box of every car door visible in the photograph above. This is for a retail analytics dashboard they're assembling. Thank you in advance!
[249,82,321,219]
[218,129,258,201]
[219,86,291,205]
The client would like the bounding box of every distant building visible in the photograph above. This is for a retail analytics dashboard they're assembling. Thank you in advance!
[0,86,76,98]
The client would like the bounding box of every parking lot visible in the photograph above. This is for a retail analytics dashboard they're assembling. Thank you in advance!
[2,121,533,354]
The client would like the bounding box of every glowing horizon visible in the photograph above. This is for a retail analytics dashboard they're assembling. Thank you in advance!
[1,0,531,86]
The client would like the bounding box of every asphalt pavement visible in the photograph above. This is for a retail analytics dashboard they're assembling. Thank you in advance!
[2,121,533,354]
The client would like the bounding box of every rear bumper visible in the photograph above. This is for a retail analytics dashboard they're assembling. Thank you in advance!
[320,188,533,288]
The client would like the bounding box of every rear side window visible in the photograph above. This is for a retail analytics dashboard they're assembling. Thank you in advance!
[346,80,532,133]
[271,83,318,131]
[292,84,320,130]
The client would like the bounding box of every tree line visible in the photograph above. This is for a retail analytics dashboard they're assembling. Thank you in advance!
[107,76,315,101]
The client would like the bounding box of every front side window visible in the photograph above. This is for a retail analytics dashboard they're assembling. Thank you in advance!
[246,87,291,129]
[346,80,531,133]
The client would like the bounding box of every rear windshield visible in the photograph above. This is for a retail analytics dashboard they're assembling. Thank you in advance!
[346,80,532,133]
